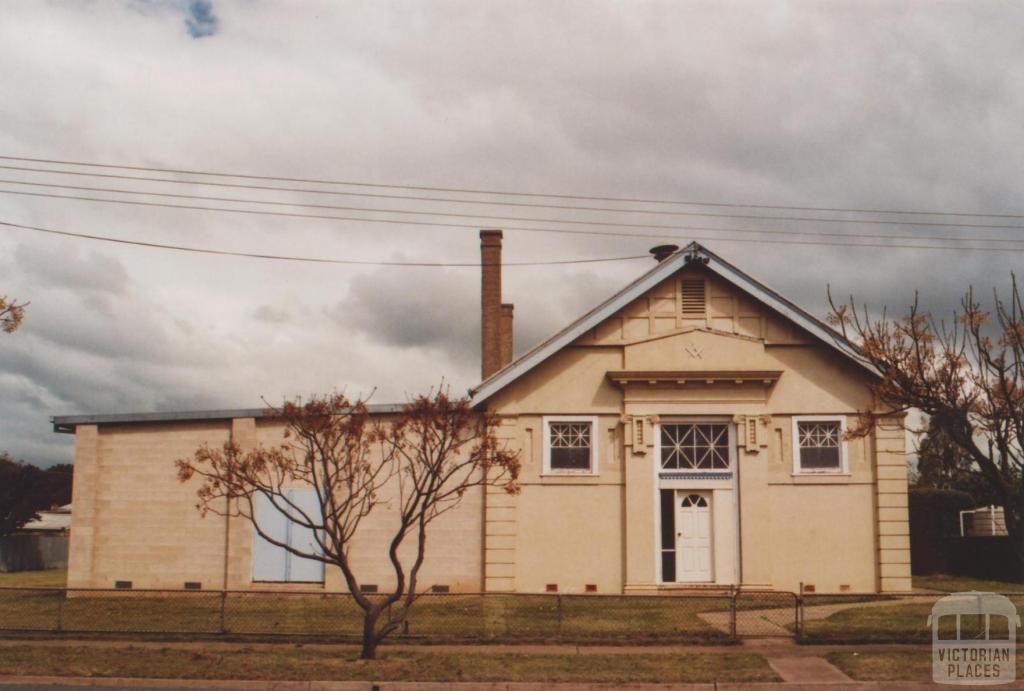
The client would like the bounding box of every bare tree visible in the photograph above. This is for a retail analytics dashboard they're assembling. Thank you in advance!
[0,295,26,333]
[914,416,999,505]
[176,388,520,659]
[830,278,1024,578]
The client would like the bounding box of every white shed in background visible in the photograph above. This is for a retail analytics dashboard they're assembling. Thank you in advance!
[20,504,72,533]
[0,504,71,572]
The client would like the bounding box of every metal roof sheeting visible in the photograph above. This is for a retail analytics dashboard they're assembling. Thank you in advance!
[51,403,405,433]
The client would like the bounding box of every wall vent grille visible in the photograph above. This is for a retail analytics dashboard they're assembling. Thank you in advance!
[680,276,706,317]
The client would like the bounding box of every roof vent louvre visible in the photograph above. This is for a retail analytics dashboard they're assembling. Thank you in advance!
[680,276,706,318]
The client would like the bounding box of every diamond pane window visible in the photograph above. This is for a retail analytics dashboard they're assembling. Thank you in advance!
[548,421,593,471]
[660,423,730,470]
[796,420,842,471]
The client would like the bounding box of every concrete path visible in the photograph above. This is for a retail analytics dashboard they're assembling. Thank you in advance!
[0,677,967,689]
[766,655,852,683]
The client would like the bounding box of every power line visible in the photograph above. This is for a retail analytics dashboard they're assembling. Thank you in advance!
[5,186,1024,250]
[4,198,1024,256]
[0,219,650,267]
[2,154,1022,221]
[3,163,1024,232]
[3,179,1024,247]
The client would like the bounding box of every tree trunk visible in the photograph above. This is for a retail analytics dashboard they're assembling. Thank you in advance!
[360,610,380,660]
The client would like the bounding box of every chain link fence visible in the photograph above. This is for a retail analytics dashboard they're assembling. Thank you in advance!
[12,587,1004,644]
[0,587,749,643]
[733,590,799,637]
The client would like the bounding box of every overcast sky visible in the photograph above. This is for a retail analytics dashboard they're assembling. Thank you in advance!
[1,1,1022,466]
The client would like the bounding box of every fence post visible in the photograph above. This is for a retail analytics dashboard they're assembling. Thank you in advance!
[56,589,64,633]
[795,592,803,641]
[729,589,737,639]
[219,590,227,634]
[557,595,563,637]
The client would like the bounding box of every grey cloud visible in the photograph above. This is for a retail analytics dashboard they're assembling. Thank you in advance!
[0,336,230,467]
[332,262,643,369]
[332,271,479,360]
[17,290,223,367]
[3,0,1024,468]
[252,304,292,324]
[14,244,130,296]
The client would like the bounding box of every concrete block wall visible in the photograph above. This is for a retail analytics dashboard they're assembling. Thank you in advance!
[67,416,485,592]
[68,422,231,590]
[103,423,229,590]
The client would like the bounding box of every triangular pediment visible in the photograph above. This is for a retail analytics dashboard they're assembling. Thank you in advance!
[570,265,815,350]
[471,243,874,406]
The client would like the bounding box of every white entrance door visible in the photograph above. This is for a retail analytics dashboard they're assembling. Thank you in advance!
[676,492,713,582]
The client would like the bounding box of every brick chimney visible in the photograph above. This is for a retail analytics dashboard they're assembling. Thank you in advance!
[480,230,504,379]
[500,303,514,369]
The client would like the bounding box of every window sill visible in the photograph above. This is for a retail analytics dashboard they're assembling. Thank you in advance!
[789,472,852,484]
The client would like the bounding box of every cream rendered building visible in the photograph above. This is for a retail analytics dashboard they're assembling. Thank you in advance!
[54,237,911,595]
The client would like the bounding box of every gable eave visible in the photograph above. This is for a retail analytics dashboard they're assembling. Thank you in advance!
[470,242,877,408]
[696,244,879,377]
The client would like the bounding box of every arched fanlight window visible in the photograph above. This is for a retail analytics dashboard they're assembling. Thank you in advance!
[680,494,708,508]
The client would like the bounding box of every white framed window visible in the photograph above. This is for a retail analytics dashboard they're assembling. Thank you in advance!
[792,416,848,475]
[543,416,599,475]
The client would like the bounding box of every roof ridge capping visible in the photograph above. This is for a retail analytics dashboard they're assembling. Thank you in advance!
[469,242,877,407]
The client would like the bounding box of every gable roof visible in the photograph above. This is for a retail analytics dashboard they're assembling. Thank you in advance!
[470,242,876,407]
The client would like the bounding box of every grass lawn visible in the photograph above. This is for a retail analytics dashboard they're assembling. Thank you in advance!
[0,588,733,643]
[0,569,66,587]
[829,650,1024,682]
[802,595,1024,643]
[802,601,936,643]
[0,645,779,683]
[914,574,1024,593]
[827,650,930,681]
